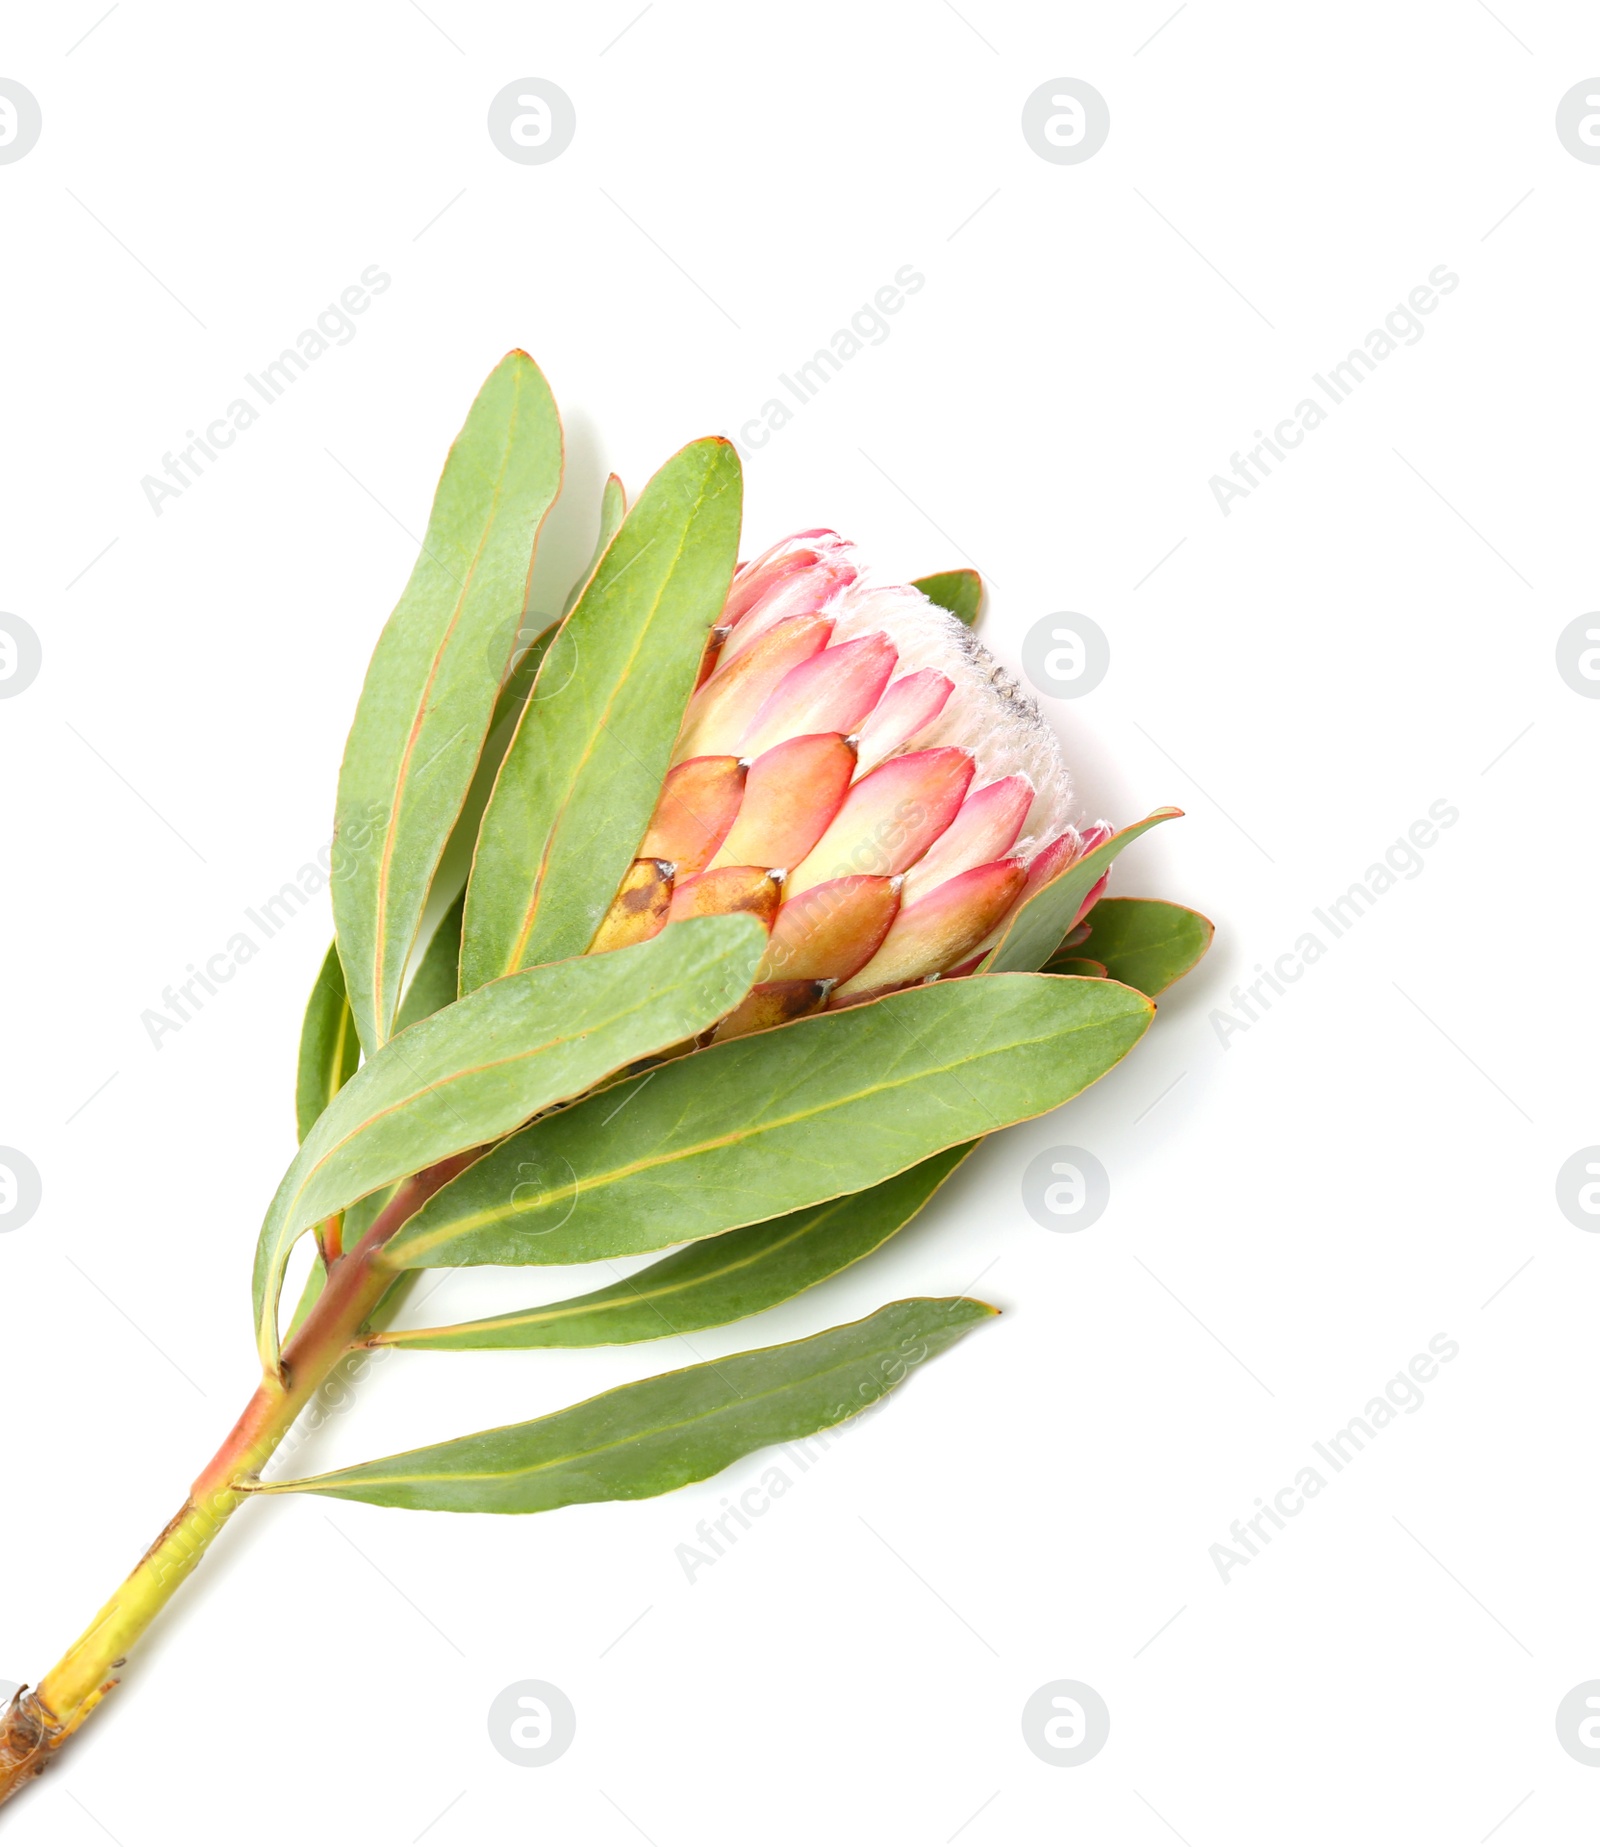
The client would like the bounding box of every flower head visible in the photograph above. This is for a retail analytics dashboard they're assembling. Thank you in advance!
[591,531,1111,1031]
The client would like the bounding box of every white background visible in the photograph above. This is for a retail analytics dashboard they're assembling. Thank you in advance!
[1,2,1595,1841]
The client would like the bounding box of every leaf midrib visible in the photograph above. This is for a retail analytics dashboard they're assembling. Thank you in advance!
[395,1147,972,1341]
[395,1003,1140,1258]
[283,1324,965,1490]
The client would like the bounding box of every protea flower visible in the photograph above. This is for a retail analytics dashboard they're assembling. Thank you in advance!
[593,529,1113,1032]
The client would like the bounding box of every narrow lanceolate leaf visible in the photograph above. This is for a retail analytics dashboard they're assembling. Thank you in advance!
[253,914,766,1372]
[334,352,565,1056]
[460,476,625,830]
[429,627,558,937]
[1048,896,1213,996]
[295,942,360,1143]
[982,808,1183,975]
[460,438,743,991]
[378,1145,977,1350]
[287,942,362,1335]
[485,624,557,766]
[442,475,626,881]
[911,568,983,627]
[383,974,1152,1271]
[1044,956,1108,979]
[455,472,626,837]
[395,891,466,1032]
[561,473,626,618]
[260,1297,994,1512]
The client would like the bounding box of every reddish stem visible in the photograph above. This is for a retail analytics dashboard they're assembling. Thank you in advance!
[0,1151,479,1811]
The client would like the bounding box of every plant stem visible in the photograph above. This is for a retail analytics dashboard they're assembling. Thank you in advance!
[0,1156,472,1811]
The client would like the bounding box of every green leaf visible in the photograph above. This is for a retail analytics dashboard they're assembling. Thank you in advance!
[259,1296,994,1512]
[982,808,1182,975]
[286,944,362,1336]
[395,891,465,1032]
[426,475,625,922]
[423,628,557,955]
[253,913,766,1372]
[485,626,557,776]
[419,476,630,1004]
[466,476,623,794]
[333,352,565,1057]
[383,973,1152,1272]
[295,942,360,1144]
[1045,956,1108,979]
[379,1144,977,1350]
[1050,896,1213,996]
[561,473,626,619]
[460,438,742,991]
[911,568,982,627]
[461,475,626,840]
